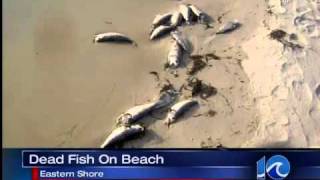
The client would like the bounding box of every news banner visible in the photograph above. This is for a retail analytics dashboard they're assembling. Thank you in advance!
[3,149,320,179]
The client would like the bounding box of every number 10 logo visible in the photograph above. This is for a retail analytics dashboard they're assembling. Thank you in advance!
[257,155,290,180]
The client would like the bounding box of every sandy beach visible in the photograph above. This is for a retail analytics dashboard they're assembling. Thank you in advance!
[3,0,320,148]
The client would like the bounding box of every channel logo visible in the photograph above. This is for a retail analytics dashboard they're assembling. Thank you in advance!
[257,155,290,180]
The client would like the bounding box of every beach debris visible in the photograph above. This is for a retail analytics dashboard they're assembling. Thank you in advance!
[167,41,183,68]
[159,79,178,97]
[269,29,287,40]
[179,4,193,24]
[216,20,241,34]
[164,99,198,127]
[186,77,217,99]
[216,143,228,149]
[149,71,160,81]
[199,84,217,99]
[190,54,203,60]
[193,109,217,118]
[150,25,175,40]
[206,109,217,117]
[187,58,207,75]
[170,11,183,27]
[204,53,221,61]
[152,13,172,28]
[190,52,221,62]
[187,78,203,97]
[171,31,191,52]
[100,124,144,148]
[289,33,298,41]
[160,80,175,94]
[269,29,303,50]
[93,32,136,45]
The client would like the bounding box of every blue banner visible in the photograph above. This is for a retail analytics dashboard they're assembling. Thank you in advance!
[3,149,320,180]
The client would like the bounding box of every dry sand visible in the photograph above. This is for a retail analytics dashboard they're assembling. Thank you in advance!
[242,0,320,147]
[3,0,319,148]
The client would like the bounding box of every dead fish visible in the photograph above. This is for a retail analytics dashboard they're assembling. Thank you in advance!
[150,25,174,40]
[100,124,144,148]
[93,32,136,45]
[216,20,241,34]
[152,13,172,27]
[164,99,198,126]
[167,41,183,68]
[117,92,176,125]
[179,4,193,24]
[188,4,206,23]
[117,101,160,125]
[171,31,190,52]
[170,11,183,27]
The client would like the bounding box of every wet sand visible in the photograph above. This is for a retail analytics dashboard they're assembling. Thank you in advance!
[3,0,281,148]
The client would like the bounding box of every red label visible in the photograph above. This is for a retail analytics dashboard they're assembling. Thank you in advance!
[32,168,39,180]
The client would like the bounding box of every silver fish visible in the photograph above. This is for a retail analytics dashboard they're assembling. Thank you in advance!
[93,32,136,45]
[171,31,190,52]
[117,92,175,125]
[117,101,159,125]
[167,41,183,68]
[179,4,192,24]
[164,99,198,126]
[188,4,206,23]
[150,25,174,40]
[100,124,144,148]
[216,20,241,34]
[170,11,183,27]
[152,13,172,27]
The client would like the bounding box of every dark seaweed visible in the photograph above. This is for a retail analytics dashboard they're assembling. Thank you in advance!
[200,84,217,99]
[187,78,217,99]
[187,59,207,75]
[269,29,287,40]
[149,71,160,81]
[160,80,175,94]
[207,110,217,117]
[205,53,221,61]
[190,55,204,60]
[269,29,303,50]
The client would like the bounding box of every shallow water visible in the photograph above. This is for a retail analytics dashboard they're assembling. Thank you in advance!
[3,0,262,147]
